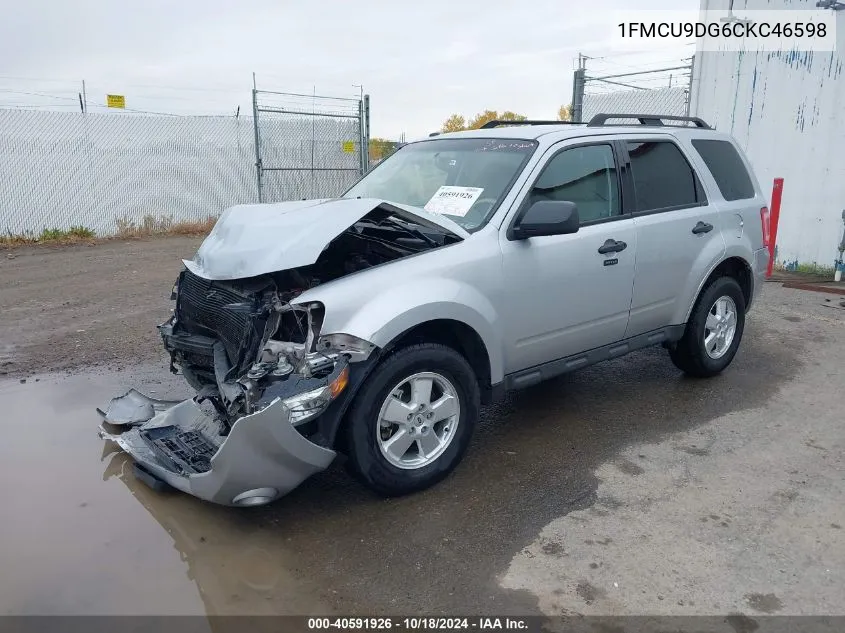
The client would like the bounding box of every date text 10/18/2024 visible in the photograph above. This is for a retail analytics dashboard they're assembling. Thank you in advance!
[307,617,531,631]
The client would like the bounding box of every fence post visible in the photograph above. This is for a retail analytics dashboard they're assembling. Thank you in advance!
[571,67,586,123]
[251,88,264,203]
[363,94,370,174]
[685,54,696,117]
[358,98,365,176]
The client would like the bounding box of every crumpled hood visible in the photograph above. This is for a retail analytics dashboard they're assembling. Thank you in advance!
[184,197,468,280]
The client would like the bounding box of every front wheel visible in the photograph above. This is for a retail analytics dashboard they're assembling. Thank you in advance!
[668,276,746,378]
[344,343,480,496]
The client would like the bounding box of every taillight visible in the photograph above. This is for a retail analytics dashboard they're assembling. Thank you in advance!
[760,206,771,248]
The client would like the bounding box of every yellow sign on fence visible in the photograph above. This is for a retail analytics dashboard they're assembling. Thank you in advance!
[342,141,355,154]
[106,94,126,109]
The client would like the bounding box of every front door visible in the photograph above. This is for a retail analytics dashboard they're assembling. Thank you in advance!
[499,141,637,374]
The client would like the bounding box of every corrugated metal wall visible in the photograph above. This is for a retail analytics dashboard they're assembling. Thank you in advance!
[691,0,845,268]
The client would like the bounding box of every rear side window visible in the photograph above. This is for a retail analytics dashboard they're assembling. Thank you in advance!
[626,141,705,212]
[691,139,755,201]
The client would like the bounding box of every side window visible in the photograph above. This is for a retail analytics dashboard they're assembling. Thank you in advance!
[626,141,705,212]
[691,139,755,201]
[530,144,620,224]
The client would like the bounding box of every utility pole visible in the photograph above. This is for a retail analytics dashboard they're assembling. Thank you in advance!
[571,53,586,123]
[251,71,263,202]
[81,79,87,113]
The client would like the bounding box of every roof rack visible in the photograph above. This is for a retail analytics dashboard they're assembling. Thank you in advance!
[479,119,581,129]
[587,113,711,129]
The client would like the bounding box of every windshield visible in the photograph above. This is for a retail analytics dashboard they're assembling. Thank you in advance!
[343,137,537,231]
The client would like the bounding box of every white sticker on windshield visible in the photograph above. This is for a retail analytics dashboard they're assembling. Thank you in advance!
[423,186,484,217]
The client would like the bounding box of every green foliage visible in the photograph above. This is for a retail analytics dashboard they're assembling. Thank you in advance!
[369,137,399,161]
[39,228,67,241]
[37,226,96,241]
[441,109,528,133]
[441,114,466,133]
[69,225,96,238]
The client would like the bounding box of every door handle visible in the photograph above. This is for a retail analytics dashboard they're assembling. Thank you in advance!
[692,221,714,235]
[598,239,627,254]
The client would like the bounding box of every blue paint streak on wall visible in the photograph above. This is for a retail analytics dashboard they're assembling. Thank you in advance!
[827,52,835,78]
[787,50,798,67]
[730,51,744,131]
[748,66,758,127]
[796,103,806,132]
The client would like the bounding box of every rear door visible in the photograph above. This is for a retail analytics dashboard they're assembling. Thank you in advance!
[621,136,726,338]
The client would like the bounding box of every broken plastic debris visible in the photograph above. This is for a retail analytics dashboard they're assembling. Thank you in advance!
[96,389,182,426]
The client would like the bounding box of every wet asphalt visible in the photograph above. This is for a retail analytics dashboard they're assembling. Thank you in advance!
[0,284,843,618]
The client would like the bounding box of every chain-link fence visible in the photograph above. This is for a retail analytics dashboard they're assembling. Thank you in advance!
[0,88,371,237]
[582,87,689,123]
[0,109,258,237]
[252,90,368,202]
[571,59,694,124]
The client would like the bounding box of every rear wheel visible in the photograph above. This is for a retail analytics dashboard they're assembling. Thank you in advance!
[345,343,480,496]
[669,276,746,378]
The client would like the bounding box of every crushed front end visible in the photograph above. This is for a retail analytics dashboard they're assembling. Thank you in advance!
[97,200,462,506]
[99,269,363,507]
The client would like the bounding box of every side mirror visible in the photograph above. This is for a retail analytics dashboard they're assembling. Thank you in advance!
[512,200,580,239]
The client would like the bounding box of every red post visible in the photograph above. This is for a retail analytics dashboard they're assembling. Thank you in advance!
[766,178,784,278]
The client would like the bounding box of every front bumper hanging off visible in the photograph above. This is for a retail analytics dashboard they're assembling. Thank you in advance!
[99,396,336,507]
[98,357,352,507]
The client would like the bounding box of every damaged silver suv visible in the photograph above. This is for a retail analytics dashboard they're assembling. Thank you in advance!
[99,114,771,507]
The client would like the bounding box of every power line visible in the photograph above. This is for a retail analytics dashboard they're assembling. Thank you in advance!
[0,89,79,102]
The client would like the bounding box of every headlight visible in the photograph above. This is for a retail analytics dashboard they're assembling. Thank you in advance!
[317,333,376,362]
[283,366,349,426]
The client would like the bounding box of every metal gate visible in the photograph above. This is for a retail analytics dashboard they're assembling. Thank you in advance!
[251,89,369,202]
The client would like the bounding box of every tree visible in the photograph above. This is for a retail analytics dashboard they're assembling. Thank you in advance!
[369,137,398,161]
[441,109,528,133]
[499,111,528,123]
[467,109,500,129]
[441,114,466,133]
[558,103,573,121]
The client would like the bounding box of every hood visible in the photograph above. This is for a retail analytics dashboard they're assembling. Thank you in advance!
[184,198,469,280]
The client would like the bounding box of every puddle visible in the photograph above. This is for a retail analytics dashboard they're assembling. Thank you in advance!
[0,314,805,617]
[0,368,331,616]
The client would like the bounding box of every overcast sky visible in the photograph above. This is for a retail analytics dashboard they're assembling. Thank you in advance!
[0,0,699,139]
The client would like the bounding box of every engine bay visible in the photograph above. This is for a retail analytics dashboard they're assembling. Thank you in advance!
[158,206,460,439]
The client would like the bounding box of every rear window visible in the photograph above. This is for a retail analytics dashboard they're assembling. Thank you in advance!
[626,141,705,212]
[691,139,755,201]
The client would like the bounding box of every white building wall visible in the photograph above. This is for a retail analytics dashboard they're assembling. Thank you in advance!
[691,0,845,268]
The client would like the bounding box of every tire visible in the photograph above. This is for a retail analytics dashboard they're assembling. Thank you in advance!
[344,343,480,496]
[669,276,746,378]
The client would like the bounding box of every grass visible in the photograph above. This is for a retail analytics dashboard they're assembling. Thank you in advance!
[1,214,217,249]
[115,214,218,238]
[774,261,838,279]
[1,225,98,247]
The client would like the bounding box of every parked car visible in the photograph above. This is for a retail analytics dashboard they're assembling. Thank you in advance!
[99,113,770,507]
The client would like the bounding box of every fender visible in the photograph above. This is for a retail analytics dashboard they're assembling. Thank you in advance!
[305,277,504,385]
[678,244,754,325]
